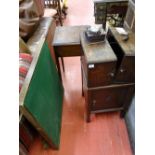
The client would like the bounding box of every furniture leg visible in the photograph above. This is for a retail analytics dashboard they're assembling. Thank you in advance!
[61,58,65,72]
[81,64,84,96]
[56,55,62,81]
[86,92,91,123]
[86,105,91,123]
[120,86,135,118]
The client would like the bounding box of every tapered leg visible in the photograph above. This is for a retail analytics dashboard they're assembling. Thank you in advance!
[61,58,65,72]
[81,65,84,96]
[55,55,62,81]
[120,86,135,118]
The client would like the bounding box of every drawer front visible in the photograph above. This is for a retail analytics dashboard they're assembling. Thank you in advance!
[87,62,117,87]
[115,56,135,83]
[55,44,82,57]
[90,85,134,111]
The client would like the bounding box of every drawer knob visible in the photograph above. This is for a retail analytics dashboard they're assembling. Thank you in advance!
[120,68,125,73]
[109,72,115,77]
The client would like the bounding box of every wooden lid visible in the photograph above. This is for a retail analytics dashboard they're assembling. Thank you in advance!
[109,27,135,56]
[80,32,117,64]
[53,25,89,46]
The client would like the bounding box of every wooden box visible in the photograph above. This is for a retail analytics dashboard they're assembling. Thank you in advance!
[107,27,135,83]
[80,32,117,87]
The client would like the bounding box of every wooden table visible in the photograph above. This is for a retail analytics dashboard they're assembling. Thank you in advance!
[80,30,134,122]
[52,25,89,80]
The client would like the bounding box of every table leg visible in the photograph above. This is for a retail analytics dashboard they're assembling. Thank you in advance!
[81,65,84,96]
[61,58,65,72]
[120,86,135,118]
[55,55,62,81]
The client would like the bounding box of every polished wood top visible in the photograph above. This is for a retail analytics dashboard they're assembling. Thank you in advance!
[80,32,117,64]
[93,0,128,3]
[109,27,135,56]
[53,25,89,46]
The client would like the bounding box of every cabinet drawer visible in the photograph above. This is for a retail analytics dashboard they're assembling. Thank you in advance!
[88,62,116,87]
[81,56,116,87]
[115,56,135,83]
[90,84,134,111]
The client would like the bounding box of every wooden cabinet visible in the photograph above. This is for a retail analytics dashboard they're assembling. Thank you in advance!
[80,29,135,122]
[80,32,117,87]
[107,27,135,83]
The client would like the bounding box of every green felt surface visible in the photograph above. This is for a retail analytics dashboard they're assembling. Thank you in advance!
[24,42,63,148]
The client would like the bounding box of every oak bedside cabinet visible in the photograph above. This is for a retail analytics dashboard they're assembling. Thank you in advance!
[80,31,134,122]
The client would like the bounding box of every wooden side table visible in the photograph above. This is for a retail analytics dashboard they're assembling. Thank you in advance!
[80,31,134,122]
[52,25,89,80]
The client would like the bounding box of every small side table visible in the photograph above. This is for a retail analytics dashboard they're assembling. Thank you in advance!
[52,25,88,80]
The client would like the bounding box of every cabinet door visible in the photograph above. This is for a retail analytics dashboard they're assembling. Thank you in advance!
[90,85,133,111]
[115,56,135,83]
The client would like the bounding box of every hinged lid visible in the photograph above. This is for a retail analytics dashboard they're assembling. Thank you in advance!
[80,32,117,64]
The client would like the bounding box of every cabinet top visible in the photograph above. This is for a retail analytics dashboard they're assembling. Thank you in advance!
[109,27,135,56]
[53,25,89,46]
[80,32,117,64]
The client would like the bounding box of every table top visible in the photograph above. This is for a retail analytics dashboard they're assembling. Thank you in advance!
[80,32,117,64]
[93,0,128,3]
[109,27,135,56]
[53,25,89,46]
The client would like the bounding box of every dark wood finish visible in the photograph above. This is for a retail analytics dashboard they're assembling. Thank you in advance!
[52,25,89,79]
[82,66,134,122]
[55,44,83,57]
[80,32,117,87]
[80,29,135,122]
[93,0,128,29]
[107,27,135,83]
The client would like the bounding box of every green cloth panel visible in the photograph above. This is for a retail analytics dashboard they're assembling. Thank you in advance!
[24,41,63,148]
